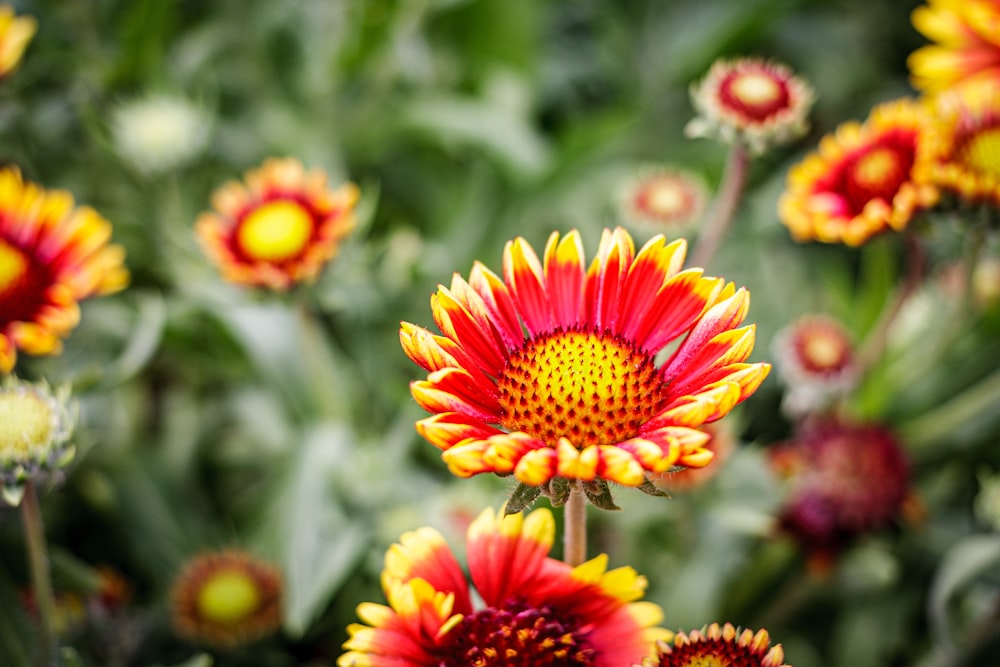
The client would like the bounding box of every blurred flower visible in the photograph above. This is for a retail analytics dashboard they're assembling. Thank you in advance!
[618,166,708,232]
[686,57,814,154]
[170,550,282,649]
[111,93,212,175]
[779,98,939,246]
[975,468,1000,532]
[916,79,1000,209]
[400,227,769,489]
[196,158,358,290]
[0,167,129,372]
[339,507,667,667]
[0,4,36,79]
[908,0,1000,93]
[0,376,75,506]
[772,314,857,417]
[641,622,788,667]
[770,420,910,563]
[650,421,736,494]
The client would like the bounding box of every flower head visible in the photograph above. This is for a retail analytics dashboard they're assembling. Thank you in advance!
[0,376,75,506]
[641,623,789,667]
[0,4,36,79]
[772,314,857,417]
[195,158,358,290]
[0,167,129,372]
[170,549,282,649]
[770,420,910,560]
[917,79,1000,208]
[686,58,814,153]
[618,166,708,232]
[779,98,940,246]
[400,227,770,491]
[112,93,212,175]
[908,0,1000,93]
[340,507,667,667]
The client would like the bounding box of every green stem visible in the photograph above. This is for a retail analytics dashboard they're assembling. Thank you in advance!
[563,486,587,567]
[20,480,57,667]
[690,142,750,269]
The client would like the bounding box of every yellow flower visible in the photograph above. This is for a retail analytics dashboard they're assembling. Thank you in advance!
[195,158,358,290]
[779,98,939,246]
[171,550,282,649]
[0,4,36,79]
[0,167,129,373]
[908,0,1000,93]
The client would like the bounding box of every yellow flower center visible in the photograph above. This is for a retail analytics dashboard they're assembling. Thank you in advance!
[962,126,1000,176]
[730,72,782,106]
[0,239,28,297]
[237,200,313,262]
[802,332,846,371]
[0,391,53,461]
[647,180,687,217]
[196,570,261,624]
[496,329,664,449]
[852,147,900,188]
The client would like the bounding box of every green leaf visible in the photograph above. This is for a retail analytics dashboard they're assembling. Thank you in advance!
[582,480,620,511]
[637,477,670,498]
[544,477,571,507]
[504,482,542,515]
[928,534,1000,651]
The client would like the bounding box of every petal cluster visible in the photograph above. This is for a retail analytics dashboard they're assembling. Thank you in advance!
[0,167,129,372]
[400,227,769,487]
[908,0,1000,93]
[340,507,667,667]
[0,4,36,79]
[195,157,358,290]
[779,98,940,246]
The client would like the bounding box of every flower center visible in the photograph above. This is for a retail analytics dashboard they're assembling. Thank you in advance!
[961,126,1000,176]
[799,331,849,373]
[196,570,261,624]
[434,598,595,667]
[720,70,790,122]
[731,73,782,106]
[496,328,664,449]
[841,137,914,214]
[0,240,27,297]
[0,391,54,461]
[237,199,314,262]
[644,180,688,219]
[653,640,758,667]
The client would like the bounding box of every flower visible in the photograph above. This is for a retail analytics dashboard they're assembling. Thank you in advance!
[649,422,735,494]
[640,623,789,667]
[916,79,1000,208]
[195,158,359,290]
[170,549,282,649]
[686,57,814,153]
[779,98,940,246]
[339,506,667,667]
[618,166,708,232]
[770,420,910,561]
[772,314,857,417]
[0,376,75,506]
[0,4,36,79]
[0,167,129,372]
[111,93,213,175]
[400,227,770,490]
[908,0,1000,93]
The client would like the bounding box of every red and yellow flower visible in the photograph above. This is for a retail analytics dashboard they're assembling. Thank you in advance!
[779,98,940,246]
[686,58,814,153]
[641,623,789,667]
[340,506,667,667]
[619,166,708,232]
[171,549,283,649]
[0,167,129,373]
[908,0,1000,93]
[195,158,358,290]
[0,4,36,79]
[772,314,857,417]
[400,227,769,488]
[917,79,1000,208]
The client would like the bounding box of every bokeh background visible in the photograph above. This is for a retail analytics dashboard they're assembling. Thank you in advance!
[3,1,1000,666]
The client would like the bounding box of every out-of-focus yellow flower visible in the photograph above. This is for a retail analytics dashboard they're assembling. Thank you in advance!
[686,58,814,154]
[908,0,1000,93]
[779,98,940,246]
[195,158,358,291]
[0,167,129,373]
[618,166,708,233]
[642,622,789,667]
[0,4,36,79]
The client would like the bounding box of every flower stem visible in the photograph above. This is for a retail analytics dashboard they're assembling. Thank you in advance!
[563,486,587,567]
[690,142,750,269]
[20,480,57,667]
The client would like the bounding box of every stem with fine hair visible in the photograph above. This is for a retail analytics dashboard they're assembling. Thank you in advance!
[690,142,750,269]
[21,480,57,666]
[563,486,588,567]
